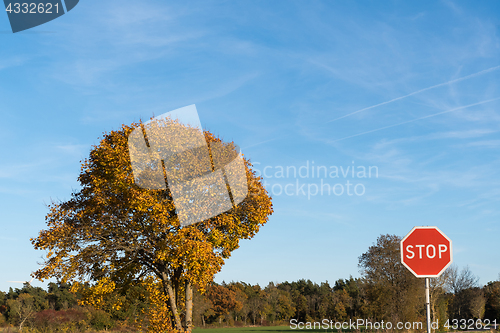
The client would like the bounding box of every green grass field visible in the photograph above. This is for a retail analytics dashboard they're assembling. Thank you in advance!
[193,326,336,333]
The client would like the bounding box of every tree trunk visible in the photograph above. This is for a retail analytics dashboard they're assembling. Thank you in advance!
[185,281,193,333]
[162,273,183,331]
[18,308,33,333]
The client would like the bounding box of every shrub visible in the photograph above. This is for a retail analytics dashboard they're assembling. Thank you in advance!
[89,308,114,330]
[33,308,87,332]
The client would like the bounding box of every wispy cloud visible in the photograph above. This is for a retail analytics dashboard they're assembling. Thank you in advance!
[56,144,89,157]
[0,161,51,179]
[242,137,283,150]
[367,129,498,149]
[49,2,202,88]
[465,140,500,148]
[0,236,18,241]
[0,56,28,71]
[332,97,500,142]
[327,65,500,123]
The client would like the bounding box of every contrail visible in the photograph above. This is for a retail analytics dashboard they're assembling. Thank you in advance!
[332,97,500,142]
[327,65,500,123]
[242,137,283,150]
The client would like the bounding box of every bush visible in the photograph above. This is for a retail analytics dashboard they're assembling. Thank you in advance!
[261,319,270,326]
[33,308,87,332]
[89,308,114,330]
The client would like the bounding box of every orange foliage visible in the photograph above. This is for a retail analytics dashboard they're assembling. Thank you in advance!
[31,118,273,332]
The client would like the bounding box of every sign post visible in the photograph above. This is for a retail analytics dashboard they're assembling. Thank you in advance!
[400,226,453,333]
[426,278,431,333]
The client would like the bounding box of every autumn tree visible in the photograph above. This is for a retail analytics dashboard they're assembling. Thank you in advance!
[447,265,479,294]
[226,282,249,324]
[333,277,365,319]
[6,293,39,332]
[358,234,424,323]
[484,280,500,321]
[205,284,242,323]
[31,117,273,332]
[47,282,77,310]
[329,288,349,321]
[429,269,452,328]
[447,265,484,320]
[264,282,295,323]
[192,288,214,326]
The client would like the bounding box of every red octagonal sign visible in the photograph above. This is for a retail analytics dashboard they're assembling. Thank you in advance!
[400,226,453,278]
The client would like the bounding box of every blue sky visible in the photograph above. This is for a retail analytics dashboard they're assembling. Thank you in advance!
[1,0,500,292]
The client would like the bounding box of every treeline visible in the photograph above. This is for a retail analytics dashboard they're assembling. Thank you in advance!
[0,234,499,332]
[200,236,499,329]
[0,282,146,332]
[1,275,499,332]
[193,275,500,328]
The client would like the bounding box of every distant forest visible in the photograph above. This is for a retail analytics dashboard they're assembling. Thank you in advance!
[1,234,499,332]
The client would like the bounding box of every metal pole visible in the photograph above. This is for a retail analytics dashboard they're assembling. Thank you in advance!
[425,277,431,333]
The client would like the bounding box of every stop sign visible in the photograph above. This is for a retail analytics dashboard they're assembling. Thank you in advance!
[400,226,452,278]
